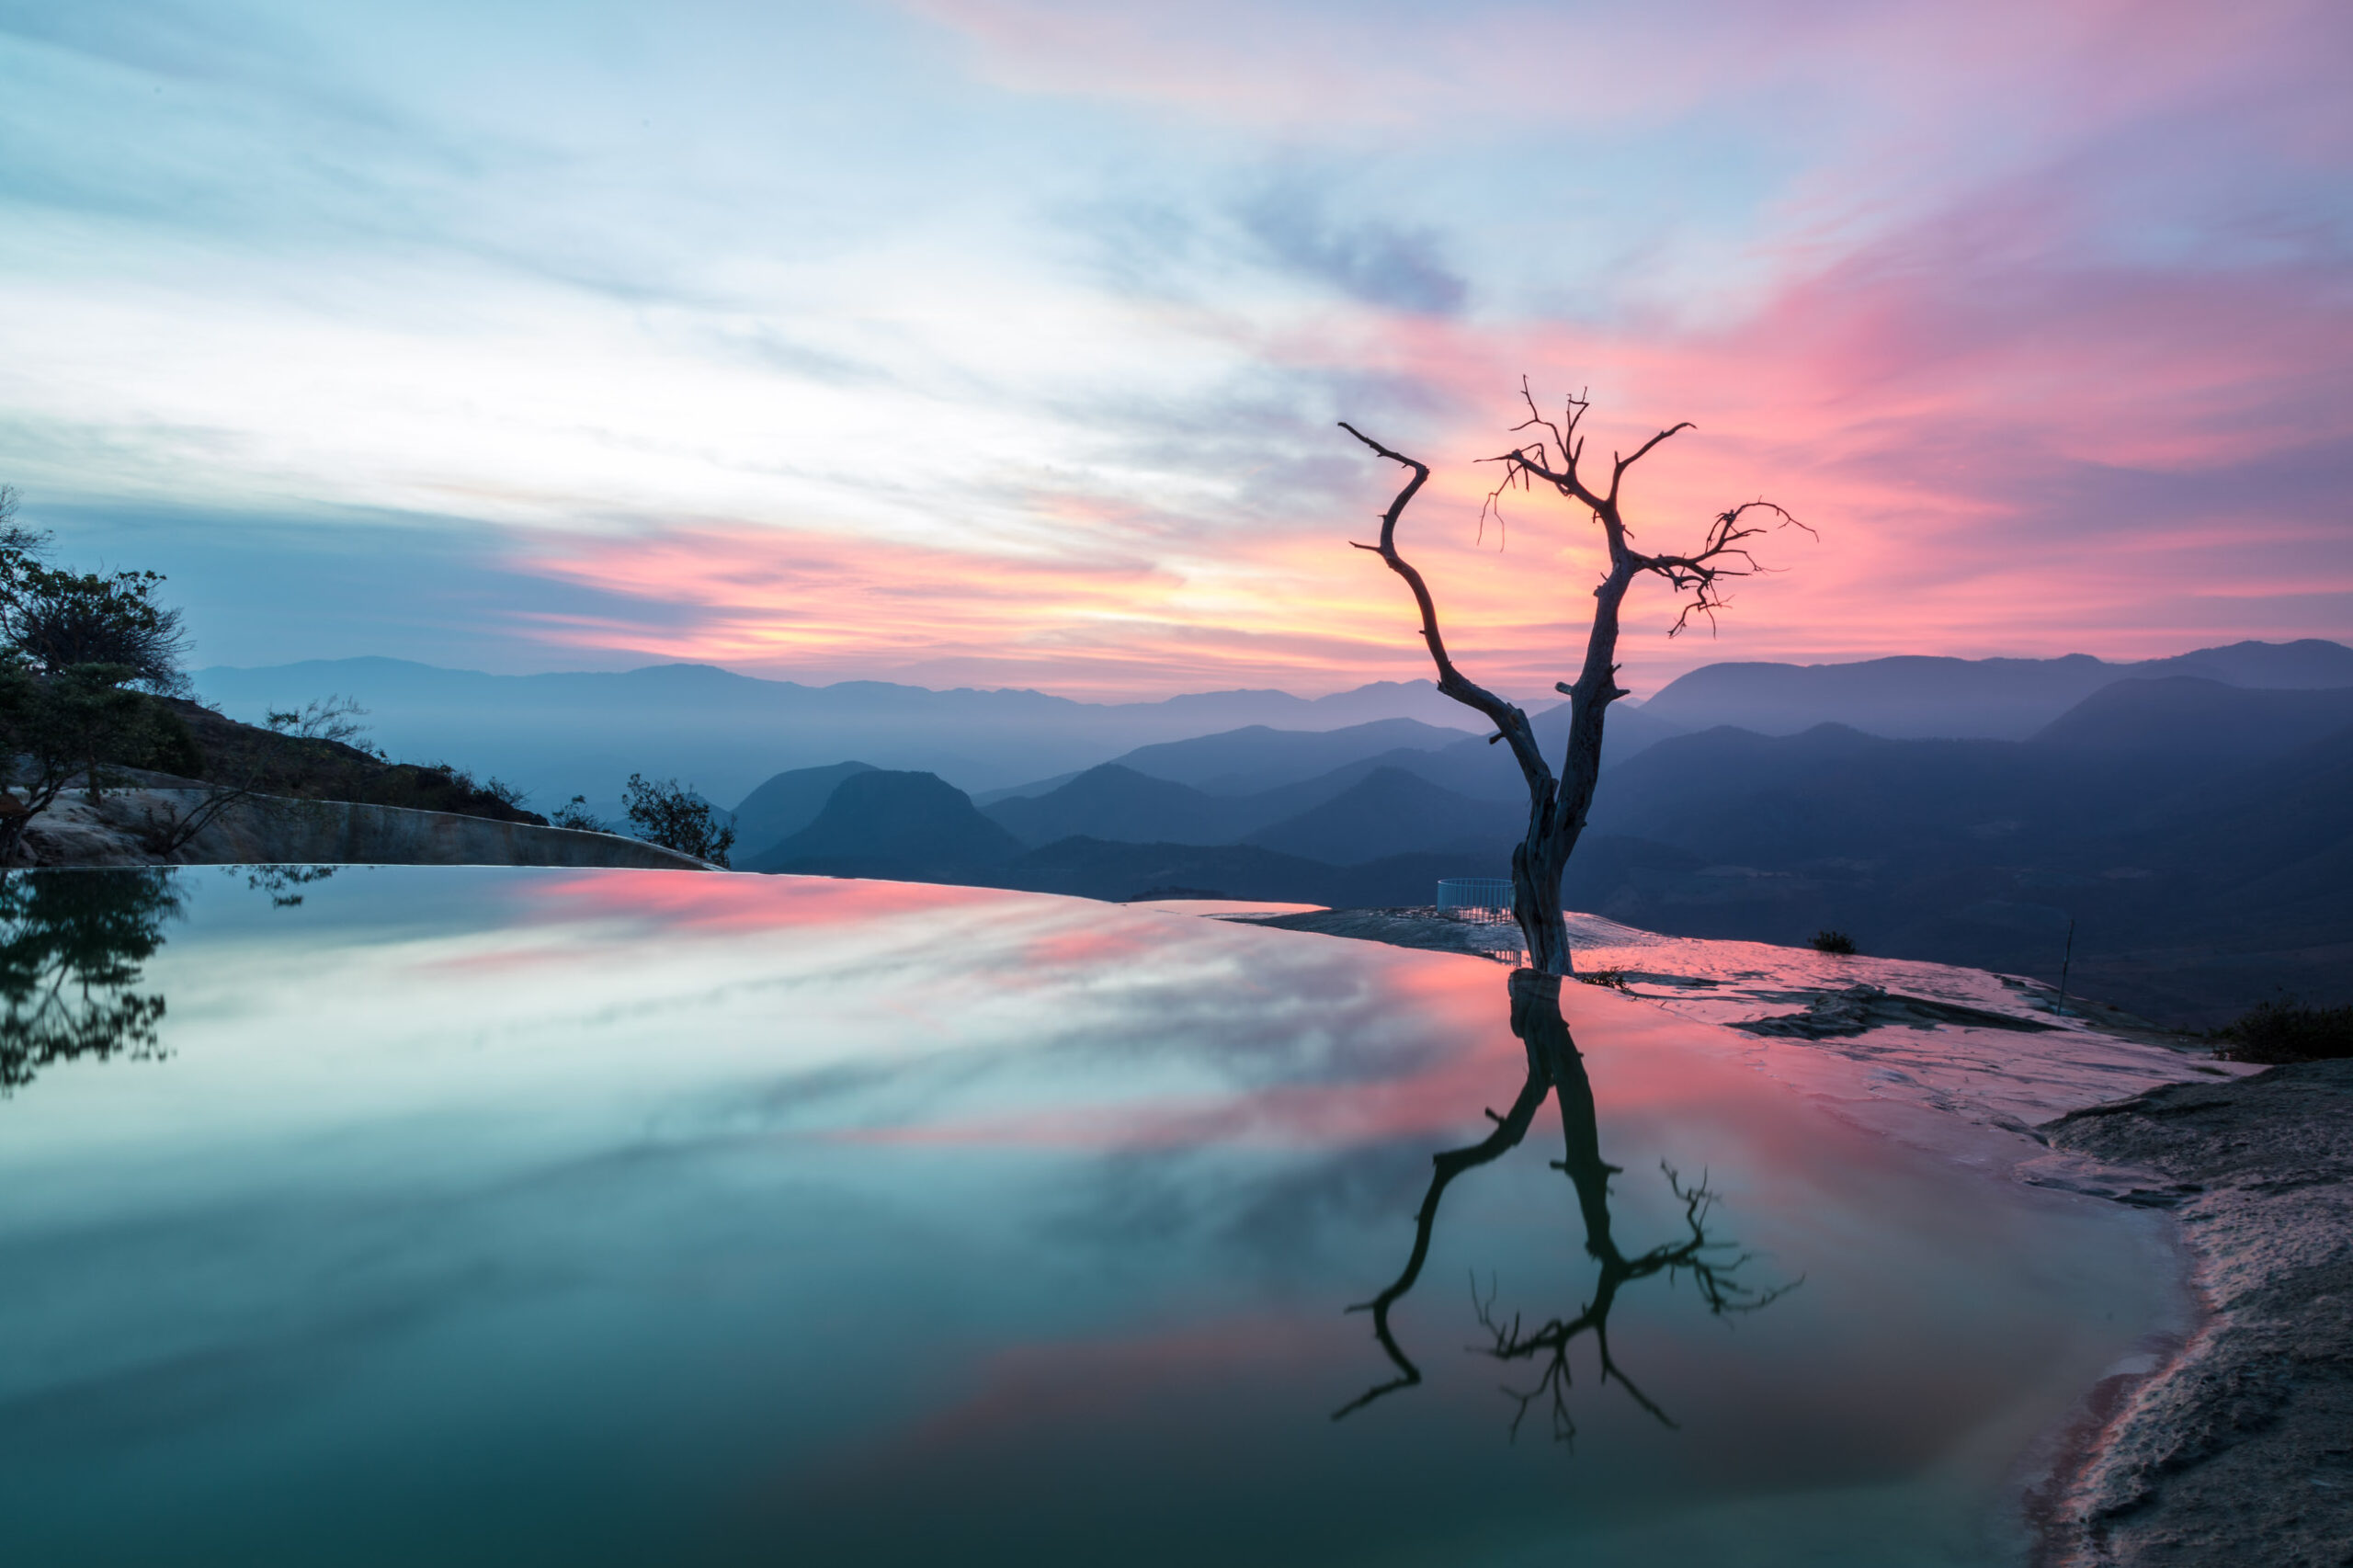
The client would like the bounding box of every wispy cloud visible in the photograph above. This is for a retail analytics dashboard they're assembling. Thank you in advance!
[0,0,2344,697]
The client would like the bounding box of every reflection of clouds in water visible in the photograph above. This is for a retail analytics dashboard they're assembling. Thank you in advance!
[2,868,2195,1565]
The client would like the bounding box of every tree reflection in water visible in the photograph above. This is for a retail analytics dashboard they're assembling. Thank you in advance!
[0,868,183,1096]
[1336,969,1796,1442]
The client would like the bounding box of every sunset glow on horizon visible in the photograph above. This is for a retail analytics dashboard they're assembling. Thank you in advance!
[4,0,2347,698]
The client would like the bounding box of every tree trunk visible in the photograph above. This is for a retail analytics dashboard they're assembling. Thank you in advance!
[1509,562,1635,973]
[1342,395,1797,977]
[1512,835,1573,974]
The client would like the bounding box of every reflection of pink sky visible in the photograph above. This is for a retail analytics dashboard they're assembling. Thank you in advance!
[828,956,1836,1164]
[511,869,1006,932]
[408,872,1016,975]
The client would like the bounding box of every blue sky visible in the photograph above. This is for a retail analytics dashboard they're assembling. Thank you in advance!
[4,0,2347,696]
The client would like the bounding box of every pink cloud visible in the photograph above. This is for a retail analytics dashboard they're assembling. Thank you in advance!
[480,3,2350,699]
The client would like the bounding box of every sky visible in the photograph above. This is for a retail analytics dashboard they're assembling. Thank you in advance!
[2,0,2347,700]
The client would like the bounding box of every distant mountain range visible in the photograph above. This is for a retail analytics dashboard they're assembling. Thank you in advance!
[1572,676,2353,1025]
[196,640,2353,1022]
[196,640,2348,817]
[735,672,2353,1026]
[742,767,1495,908]
[191,658,1488,808]
[1642,639,2353,738]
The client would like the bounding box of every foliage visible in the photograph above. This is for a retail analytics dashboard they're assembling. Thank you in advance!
[551,794,608,833]
[0,491,189,695]
[392,762,542,824]
[0,867,182,1095]
[1810,929,1858,955]
[265,695,372,748]
[170,703,549,826]
[2215,999,2353,1063]
[623,773,734,866]
[241,864,336,908]
[0,657,206,856]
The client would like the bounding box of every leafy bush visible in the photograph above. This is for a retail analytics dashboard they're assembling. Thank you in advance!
[1810,929,1858,955]
[0,491,188,695]
[2215,1000,2353,1064]
[551,795,608,833]
[622,774,734,867]
[0,656,200,803]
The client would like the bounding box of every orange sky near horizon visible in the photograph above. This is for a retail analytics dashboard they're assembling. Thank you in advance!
[4,0,2346,698]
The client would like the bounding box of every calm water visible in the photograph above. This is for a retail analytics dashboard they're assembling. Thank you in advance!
[0,868,2181,1566]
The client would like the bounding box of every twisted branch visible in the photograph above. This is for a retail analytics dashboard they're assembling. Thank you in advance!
[1338,422,1550,793]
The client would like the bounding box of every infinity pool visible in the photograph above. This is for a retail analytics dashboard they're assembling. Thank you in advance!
[0,868,2180,1565]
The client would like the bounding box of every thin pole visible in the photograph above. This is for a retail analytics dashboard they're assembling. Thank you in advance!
[2056,918,2075,1018]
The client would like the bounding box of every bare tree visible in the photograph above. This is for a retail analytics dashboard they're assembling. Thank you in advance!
[1342,383,1807,973]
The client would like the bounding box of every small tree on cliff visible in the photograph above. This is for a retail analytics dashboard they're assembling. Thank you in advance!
[1342,383,1806,974]
[622,774,734,867]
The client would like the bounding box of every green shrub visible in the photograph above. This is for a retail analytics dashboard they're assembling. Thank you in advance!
[551,795,608,834]
[1810,929,1858,955]
[623,774,734,867]
[2215,999,2353,1064]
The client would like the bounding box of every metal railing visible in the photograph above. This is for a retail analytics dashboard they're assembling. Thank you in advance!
[1436,878,1513,924]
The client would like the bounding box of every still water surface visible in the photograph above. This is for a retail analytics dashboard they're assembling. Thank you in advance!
[0,868,2179,1565]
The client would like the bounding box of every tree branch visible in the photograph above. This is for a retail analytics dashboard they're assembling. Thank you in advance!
[1607,421,1694,509]
[1629,500,1814,637]
[1338,423,1552,791]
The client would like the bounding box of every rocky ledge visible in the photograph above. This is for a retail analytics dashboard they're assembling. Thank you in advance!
[14,782,711,871]
[2040,1061,2353,1567]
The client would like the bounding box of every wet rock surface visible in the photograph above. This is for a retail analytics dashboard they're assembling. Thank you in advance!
[1732,981,2061,1039]
[2040,1061,2353,1567]
[1225,906,2239,1131]
[1238,905,1529,961]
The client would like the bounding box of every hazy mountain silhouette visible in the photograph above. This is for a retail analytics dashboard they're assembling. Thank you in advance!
[193,658,1486,805]
[983,765,1266,848]
[746,770,1022,878]
[742,677,2350,1021]
[1568,685,2353,1022]
[198,640,2339,820]
[729,761,877,861]
[1379,701,1688,801]
[1105,718,1479,794]
[2030,677,2353,759]
[2146,640,2353,687]
[1642,639,2353,739]
[985,704,1690,806]
[980,754,1473,849]
[745,765,1509,904]
[1241,767,1516,865]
